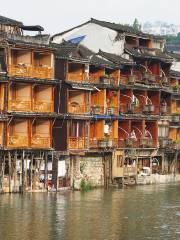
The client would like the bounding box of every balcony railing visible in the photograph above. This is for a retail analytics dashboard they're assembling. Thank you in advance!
[8,100,32,111]
[91,106,105,115]
[118,138,156,148]
[120,74,129,85]
[123,166,137,176]
[142,104,160,115]
[119,103,143,114]
[68,103,89,114]
[67,73,85,82]
[106,106,119,115]
[31,135,51,148]
[99,76,119,86]
[8,65,53,79]
[33,101,54,112]
[0,135,3,146]
[8,135,28,147]
[90,138,118,148]
[89,75,101,84]
[68,137,85,149]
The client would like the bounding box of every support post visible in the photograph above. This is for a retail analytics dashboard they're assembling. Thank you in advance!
[21,151,25,194]
[8,152,11,193]
[44,151,48,191]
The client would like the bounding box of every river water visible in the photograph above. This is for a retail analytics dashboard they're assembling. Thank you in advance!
[0,184,180,240]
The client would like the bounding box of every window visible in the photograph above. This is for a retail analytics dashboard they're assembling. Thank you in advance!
[158,125,169,138]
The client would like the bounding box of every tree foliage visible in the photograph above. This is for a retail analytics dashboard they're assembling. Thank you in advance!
[133,18,141,31]
[166,33,180,44]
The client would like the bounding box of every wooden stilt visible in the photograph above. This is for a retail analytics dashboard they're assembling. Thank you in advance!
[30,154,33,191]
[8,152,11,193]
[44,152,48,191]
[21,151,25,194]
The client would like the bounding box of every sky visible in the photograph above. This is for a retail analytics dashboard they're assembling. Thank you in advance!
[0,0,179,35]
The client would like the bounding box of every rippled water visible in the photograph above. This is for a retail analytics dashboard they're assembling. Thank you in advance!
[0,184,180,240]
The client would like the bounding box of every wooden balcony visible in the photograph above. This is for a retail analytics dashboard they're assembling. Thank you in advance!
[8,65,53,79]
[118,138,156,148]
[31,135,51,148]
[33,101,54,112]
[119,103,142,114]
[68,103,89,114]
[120,74,129,85]
[139,138,156,148]
[91,106,105,115]
[90,138,118,148]
[123,167,137,177]
[8,100,32,112]
[0,135,3,147]
[7,135,28,148]
[100,76,118,86]
[106,107,119,115]
[67,73,85,82]
[142,104,160,115]
[68,137,85,149]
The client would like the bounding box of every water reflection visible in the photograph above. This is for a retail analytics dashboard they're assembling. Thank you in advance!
[0,184,180,240]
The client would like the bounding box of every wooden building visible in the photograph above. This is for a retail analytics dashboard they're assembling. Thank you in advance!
[0,16,57,193]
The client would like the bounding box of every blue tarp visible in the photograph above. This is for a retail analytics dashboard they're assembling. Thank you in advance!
[93,115,123,120]
[68,35,86,44]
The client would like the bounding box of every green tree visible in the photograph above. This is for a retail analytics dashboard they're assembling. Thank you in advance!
[133,18,141,31]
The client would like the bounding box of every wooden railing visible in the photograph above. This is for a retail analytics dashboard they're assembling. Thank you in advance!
[123,166,137,176]
[33,101,54,112]
[0,135,3,146]
[0,101,4,110]
[67,73,85,82]
[31,135,51,148]
[120,74,129,85]
[8,100,32,111]
[91,106,105,115]
[68,137,85,149]
[8,65,53,79]
[118,138,156,148]
[119,103,143,114]
[90,138,118,148]
[106,106,119,115]
[89,75,100,84]
[68,103,89,114]
[8,135,29,147]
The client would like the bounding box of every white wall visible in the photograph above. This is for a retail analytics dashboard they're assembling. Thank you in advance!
[52,22,124,55]
[171,61,180,72]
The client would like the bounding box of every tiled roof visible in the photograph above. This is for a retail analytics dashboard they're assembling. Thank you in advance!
[125,47,173,63]
[52,18,165,40]
[0,15,22,26]
[55,41,117,68]
[170,70,180,78]
[98,49,134,66]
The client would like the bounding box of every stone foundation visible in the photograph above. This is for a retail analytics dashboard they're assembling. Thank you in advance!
[71,155,104,190]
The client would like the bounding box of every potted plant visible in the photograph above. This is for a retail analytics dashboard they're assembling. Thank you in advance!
[100,74,111,84]
[148,104,155,112]
[98,138,107,148]
[125,138,133,147]
[140,137,148,147]
[107,138,113,147]
[128,75,136,84]
[92,104,101,114]
[161,76,169,85]
[107,105,115,115]
[148,74,156,83]
[142,72,150,81]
